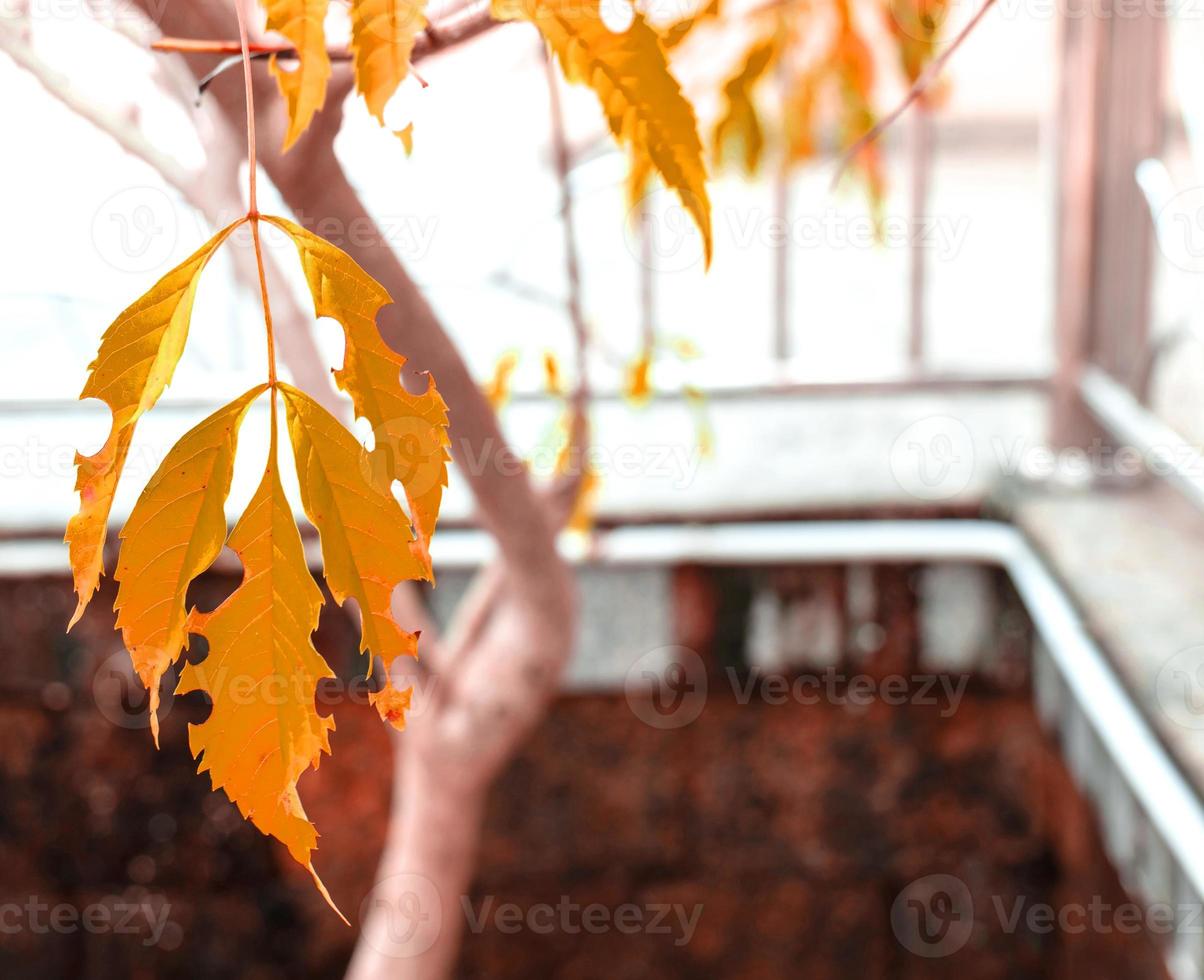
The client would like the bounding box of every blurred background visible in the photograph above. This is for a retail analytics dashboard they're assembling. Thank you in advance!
[4,0,1204,976]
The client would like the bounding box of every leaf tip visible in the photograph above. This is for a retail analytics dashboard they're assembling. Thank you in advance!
[308,863,349,925]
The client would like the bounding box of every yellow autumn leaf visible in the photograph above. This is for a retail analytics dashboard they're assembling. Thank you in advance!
[565,466,600,535]
[66,221,243,628]
[496,0,713,264]
[784,73,818,165]
[113,385,267,745]
[623,348,653,407]
[348,0,428,125]
[542,350,563,396]
[281,382,425,730]
[397,122,415,154]
[485,350,520,411]
[830,0,887,215]
[551,404,597,534]
[264,216,450,573]
[260,0,332,150]
[661,0,721,49]
[713,38,776,175]
[179,433,344,920]
[625,148,653,215]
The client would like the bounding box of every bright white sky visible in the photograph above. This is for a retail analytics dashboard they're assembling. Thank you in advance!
[1,0,1058,400]
[0,0,1065,534]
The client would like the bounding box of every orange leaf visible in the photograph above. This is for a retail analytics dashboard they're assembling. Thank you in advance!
[623,349,654,407]
[496,0,713,264]
[542,350,563,397]
[349,0,428,125]
[661,0,721,49]
[261,0,332,150]
[281,382,425,730]
[265,216,450,574]
[485,351,520,411]
[180,435,344,920]
[712,38,776,175]
[113,385,267,745]
[66,221,243,627]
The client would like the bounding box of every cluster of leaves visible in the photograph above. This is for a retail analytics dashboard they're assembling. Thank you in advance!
[68,0,726,907]
[67,0,947,911]
[699,0,890,213]
[651,0,953,221]
[66,214,449,911]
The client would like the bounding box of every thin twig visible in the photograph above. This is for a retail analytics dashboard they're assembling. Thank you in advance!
[232,0,279,420]
[544,49,590,409]
[232,3,259,214]
[152,37,322,55]
[151,0,500,70]
[830,0,996,189]
[194,51,431,99]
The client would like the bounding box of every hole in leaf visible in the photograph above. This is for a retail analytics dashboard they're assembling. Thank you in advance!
[601,0,635,34]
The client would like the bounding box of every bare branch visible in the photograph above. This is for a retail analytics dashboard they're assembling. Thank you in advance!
[150,0,502,72]
[0,20,194,197]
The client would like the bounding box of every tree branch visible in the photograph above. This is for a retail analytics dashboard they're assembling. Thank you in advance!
[150,0,501,65]
[830,0,997,188]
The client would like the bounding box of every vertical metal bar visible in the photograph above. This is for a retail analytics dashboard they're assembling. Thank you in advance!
[772,54,792,367]
[772,157,791,365]
[1089,8,1164,386]
[1052,0,1165,444]
[639,197,656,353]
[1052,0,1105,446]
[908,103,932,369]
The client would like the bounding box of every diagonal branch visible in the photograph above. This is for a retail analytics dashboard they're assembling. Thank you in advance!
[830,0,997,188]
